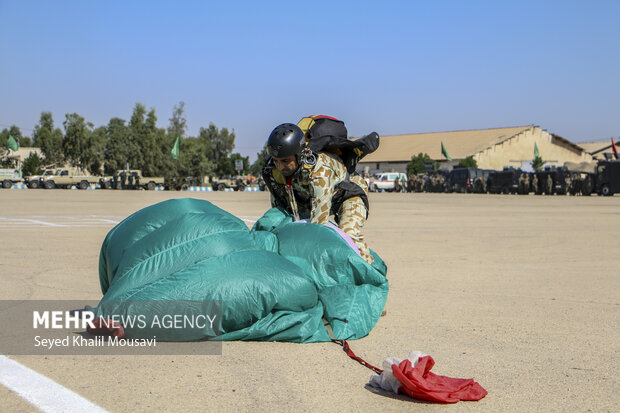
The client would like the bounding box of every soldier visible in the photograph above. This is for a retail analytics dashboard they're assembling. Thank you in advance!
[523,173,530,194]
[572,174,583,196]
[564,175,571,195]
[120,171,127,189]
[437,174,446,192]
[394,176,401,193]
[546,174,553,195]
[531,173,539,194]
[416,175,424,192]
[518,173,525,194]
[262,123,374,264]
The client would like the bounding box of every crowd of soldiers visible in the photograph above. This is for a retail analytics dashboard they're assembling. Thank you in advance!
[398,168,596,196]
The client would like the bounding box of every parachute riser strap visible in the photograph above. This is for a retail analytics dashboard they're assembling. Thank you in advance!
[285,183,300,221]
[331,339,383,374]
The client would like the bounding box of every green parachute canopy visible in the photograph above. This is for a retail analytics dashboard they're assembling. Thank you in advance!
[95,198,388,342]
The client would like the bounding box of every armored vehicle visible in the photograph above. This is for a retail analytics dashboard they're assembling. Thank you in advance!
[445,168,492,193]
[595,160,620,196]
[487,167,522,194]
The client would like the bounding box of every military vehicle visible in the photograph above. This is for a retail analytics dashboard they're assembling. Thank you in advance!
[0,169,23,188]
[472,170,493,193]
[212,175,248,191]
[40,169,99,189]
[445,168,493,193]
[533,166,574,195]
[164,176,204,191]
[594,160,620,196]
[487,167,522,194]
[105,170,165,190]
[23,169,56,189]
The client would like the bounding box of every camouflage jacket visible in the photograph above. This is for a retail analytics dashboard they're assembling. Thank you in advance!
[262,152,368,224]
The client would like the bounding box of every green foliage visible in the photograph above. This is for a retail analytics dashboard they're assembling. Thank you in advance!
[250,146,268,176]
[168,101,187,139]
[407,153,436,175]
[531,156,545,171]
[199,123,235,162]
[1,126,23,152]
[33,112,64,166]
[5,103,239,179]
[21,152,45,176]
[458,156,477,168]
[176,137,215,178]
[62,113,95,172]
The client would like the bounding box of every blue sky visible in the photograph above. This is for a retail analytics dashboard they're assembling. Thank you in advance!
[1,0,618,160]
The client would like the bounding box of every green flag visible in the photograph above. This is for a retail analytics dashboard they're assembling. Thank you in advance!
[534,142,540,158]
[441,141,452,161]
[6,135,18,151]
[171,136,180,159]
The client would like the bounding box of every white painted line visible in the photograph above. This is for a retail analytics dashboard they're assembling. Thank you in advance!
[0,355,108,413]
[0,218,64,227]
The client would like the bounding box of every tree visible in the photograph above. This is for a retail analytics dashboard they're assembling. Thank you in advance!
[129,103,165,176]
[215,154,235,176]
[1,126,23,150]
[531,156,545,171]
[199,123,235,162]
[249,146,268,176]
[21,152,45,176]
[87,126,107,175]
[407,153,436,176]
[33,112,64,166]
[458,156,477,168]
[167,101,187,139]
[176,137,215,178]
[62,113,94,172]
[103,117,132,174]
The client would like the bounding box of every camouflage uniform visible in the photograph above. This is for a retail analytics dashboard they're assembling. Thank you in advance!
[263,152,374,264]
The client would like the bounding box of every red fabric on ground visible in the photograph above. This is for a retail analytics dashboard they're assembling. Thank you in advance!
[391,356,487,403]
[86,317,125,338]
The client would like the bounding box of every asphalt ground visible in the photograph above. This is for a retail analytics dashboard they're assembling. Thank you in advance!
[0,189,618,412]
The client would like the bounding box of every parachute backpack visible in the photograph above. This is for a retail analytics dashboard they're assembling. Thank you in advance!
[296,115,380,173]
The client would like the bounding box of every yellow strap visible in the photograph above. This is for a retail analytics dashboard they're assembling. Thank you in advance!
[271,168,286,185]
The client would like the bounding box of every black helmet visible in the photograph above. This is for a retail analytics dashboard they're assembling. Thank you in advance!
[266,123,306,158]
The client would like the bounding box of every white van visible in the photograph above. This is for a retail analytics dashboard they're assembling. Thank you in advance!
[372,172,407,192]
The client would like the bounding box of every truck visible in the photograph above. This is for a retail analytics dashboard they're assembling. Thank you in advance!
[103,170,165,190]
[533,166,574,195]
[0,169,23,188]
[594,160,620,196]
[41,169,100,189]
[487,167,523,194]
[23,169,56,189]
[212,175,250,191]
[445,167,493,193]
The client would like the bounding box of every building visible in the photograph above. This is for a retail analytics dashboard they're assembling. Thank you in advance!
[359,125,593,175]
[4,147,44,171]
[577,139,619,161]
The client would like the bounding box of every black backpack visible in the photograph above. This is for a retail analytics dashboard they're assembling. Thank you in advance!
[297,115,379,173]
